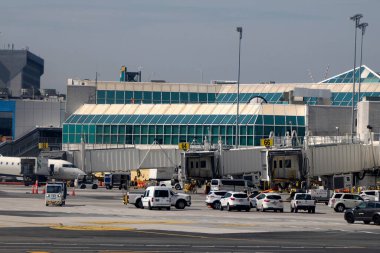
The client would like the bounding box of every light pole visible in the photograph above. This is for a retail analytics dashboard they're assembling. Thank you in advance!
[357,22,368,104]
[350,13,363,141]
[336,126,339,142]
[235,26,242,149]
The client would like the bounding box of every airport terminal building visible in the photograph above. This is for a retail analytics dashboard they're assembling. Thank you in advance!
[63,65,380,150]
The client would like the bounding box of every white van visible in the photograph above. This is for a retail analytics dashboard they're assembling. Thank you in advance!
[360,190,380,201]
[142,186,171,210]
[210,179,257,193]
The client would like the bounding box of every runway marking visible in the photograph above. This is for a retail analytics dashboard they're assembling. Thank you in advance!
[87,220,193,225]
[50,225,135,231]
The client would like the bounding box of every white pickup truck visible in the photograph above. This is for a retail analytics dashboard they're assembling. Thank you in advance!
[290,193,316,213]
[124,188,191,209]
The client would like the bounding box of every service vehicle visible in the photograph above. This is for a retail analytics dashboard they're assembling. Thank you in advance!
[45,182,67,206]
[306,188,333,204]
[219,191,251,212]
[135,186,191,210]
[344,201,380,225]
[210,179,257,193]
[255,193,284,212]
[328,193,364,212]
[205,190,228,209]
[104,173,129,190]
[359,190,380,202]
[290,193,316,213]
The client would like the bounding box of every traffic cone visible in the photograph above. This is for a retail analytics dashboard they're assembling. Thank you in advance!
[70,187,76,197]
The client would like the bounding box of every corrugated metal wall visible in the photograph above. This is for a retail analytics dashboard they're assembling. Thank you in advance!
[308,144,380,176]
[221,148,263,175]
[73,148,181,173]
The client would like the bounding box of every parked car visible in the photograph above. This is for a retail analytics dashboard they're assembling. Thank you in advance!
[359,190,380,202]
[205,190,228,209]
[219,192,251,212]
[255,193,284,212]
[248,191,260,208]
[290,193,316,213]
[141,186,191,210]
[328,193,364,212]
[344,201,380,225]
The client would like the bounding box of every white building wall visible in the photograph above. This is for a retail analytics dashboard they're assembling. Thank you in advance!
[15,100,64,139]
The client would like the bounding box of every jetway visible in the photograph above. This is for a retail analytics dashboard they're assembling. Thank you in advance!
[72,147,181,174]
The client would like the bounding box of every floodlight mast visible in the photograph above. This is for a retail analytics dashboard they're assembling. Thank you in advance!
[357,22,368,104]
[349,13,363,142]
[236,26,242,149]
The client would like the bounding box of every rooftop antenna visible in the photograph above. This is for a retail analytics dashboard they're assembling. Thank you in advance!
[323,64,330,80]
[307,69,315,82]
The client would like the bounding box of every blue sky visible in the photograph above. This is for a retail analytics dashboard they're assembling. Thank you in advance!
[1,0,379,93]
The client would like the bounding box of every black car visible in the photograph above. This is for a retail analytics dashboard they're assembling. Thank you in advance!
[344,201,380,225]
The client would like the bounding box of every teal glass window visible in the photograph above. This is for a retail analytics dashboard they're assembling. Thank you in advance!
[156,125,163,134]
[172,135,179,144]
[247,126,254,135]
[162,92,170,103]
[275,126,285,136]
[115,91,124,104]
[148,135,155,144]
[199,93,207,103]
[255,126,263,135]
[240,136,246,146]
[189,93,198,102]
[180,92,189,103]
[164,126,171,134]
[164,135,171,144]
[227,126,233,135]
[286,116,297,125]
[111,135,118,144]
[143,91,152,103]
[103,134,111,144]
[153,92,161,103]
[187,125,195,135]
[297,116,305,126]
[149,126,155,134]
[111,125,118,134]
[247,136,254,146]
[133,135,140,144]
[179,136,187,142]
[180,126,187,135]
[275,116,285,125]
[196,126,203,135]
[141,135,148,144]
[172,125,179,134]
[207,93,216,102]
[118,125,125,134]
[240,126,246,135]
[118,135,125,144]
[220,126,226,135]
[204,126,210,135]
[106,91,115,104]
[171,92,179,103]
[141,125,148,134]
[133,125,140,134]
[212,126,219,135]
[104,125,110,134]
[264,126,273,136]
[134,91,142,103]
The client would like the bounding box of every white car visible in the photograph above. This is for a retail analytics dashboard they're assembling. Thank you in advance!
[219,192,251,212]
[328,193,364,212]
[249,191,260,208]
[141,186,192,210]
[205,190,228,209]
[255,193,284,212]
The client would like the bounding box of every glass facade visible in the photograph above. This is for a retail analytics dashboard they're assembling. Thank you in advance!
[321,66,380,84]
[63,114,305,146]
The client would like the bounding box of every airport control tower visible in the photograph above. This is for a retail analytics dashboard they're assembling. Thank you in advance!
[0,49,44,98]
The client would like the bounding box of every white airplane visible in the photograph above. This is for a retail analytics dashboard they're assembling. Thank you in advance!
[0,155,86,182]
